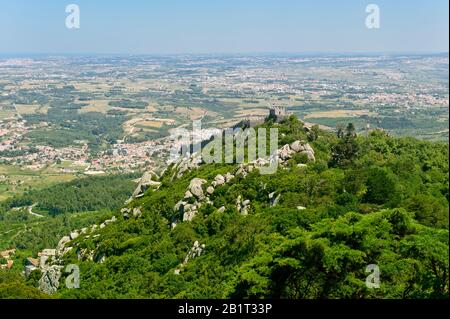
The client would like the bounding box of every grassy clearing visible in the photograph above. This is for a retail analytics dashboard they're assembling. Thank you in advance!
[15,104,41,115]
[0,164,76,200]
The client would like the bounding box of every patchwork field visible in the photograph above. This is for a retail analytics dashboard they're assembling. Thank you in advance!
[78,100,111,114]
[305,109,378,119]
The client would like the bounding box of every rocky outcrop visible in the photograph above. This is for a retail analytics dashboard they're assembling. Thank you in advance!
[224,172,235,183]
[170,140,315,225]
[302,143,316,161]
[188,178,207,199]
[77,248,95,261]
[120,207,142,219]
[70,231,79,240]
[269,192,281,207]
[172,155,201,179]
[174,170,233,222]
[38,265,62,294]
[121,207,131,219]
[33,210,121,294]
[174,177,215,222]
[174,200,198,222]
[275,140,316,164]
[126,171,161,204]
[211,174,225,187]
[236,195,250,215]
[278,144,295,161]
[23,204,123,294]
[56,236,71,257]
[235,163,255,178]
[104,216,116,225]
[174,241,206,275]
[206,186,215,195]
[289,140,303,152]
[182,204,198,222]
[132,207,142,218]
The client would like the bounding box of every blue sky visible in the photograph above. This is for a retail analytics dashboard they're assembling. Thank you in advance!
[0,0,448,54]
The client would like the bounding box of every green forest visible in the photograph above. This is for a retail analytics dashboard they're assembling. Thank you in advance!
[1,116,448,298]
[24,109,127,154]
[0,173,138,216]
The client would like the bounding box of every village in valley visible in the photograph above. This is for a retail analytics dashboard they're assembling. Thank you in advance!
[1,55,448,184]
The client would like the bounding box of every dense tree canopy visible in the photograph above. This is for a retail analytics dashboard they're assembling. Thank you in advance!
[51,117,448,299]
[0,173,139,216]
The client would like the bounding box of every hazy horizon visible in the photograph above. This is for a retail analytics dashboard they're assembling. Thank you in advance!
[1,0,448,55]
[1,51,448,58]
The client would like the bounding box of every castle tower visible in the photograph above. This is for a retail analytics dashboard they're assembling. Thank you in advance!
[269,105,287,122]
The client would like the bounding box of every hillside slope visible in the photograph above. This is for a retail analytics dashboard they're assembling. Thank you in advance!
[30,116,450,298]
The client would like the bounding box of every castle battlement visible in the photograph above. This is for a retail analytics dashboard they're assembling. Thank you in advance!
[269,106,289,122]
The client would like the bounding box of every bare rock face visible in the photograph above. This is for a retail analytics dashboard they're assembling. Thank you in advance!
[56,236,71,257]
[278,144,295,161]
[121,207,131,219]
[236,195,250,215]
[125,171,161,204]
[275,141,316,163]
[77,248,95,261]
[303,144,316,161]
[170,140,315,227]
[70,232,79,240]
[132,207,142,218]
[269,192,281,207]
[224,172,235,183]
[214,174,225,186]
[206,186,215,195]
[290,140,305,152]
[174,241,206,274]
[184,190,193,199]
[253,158,269,167]
[174,155,201,179]
[235,163,255,177]
[182,204,198,222]
[104,216,116,225]
[128,170,162,202]
[235,165,246,177]
[136,171,158,186]
[38,265,62,294]
[189,178,207,199]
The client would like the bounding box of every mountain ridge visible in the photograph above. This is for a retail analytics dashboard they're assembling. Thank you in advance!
[5,115,448,298]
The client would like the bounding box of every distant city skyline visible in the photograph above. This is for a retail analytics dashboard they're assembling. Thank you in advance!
[0,0,448,55]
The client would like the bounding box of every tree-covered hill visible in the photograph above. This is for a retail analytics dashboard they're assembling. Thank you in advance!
[0,173,139,216]
[8,116,450,299]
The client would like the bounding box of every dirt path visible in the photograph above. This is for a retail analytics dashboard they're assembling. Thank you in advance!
[28,203,44,218]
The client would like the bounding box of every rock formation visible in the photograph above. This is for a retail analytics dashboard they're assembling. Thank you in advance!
[126,170,161,204]
[38,265,62,294]
[236,195,250,215]
[174,241,206,274]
